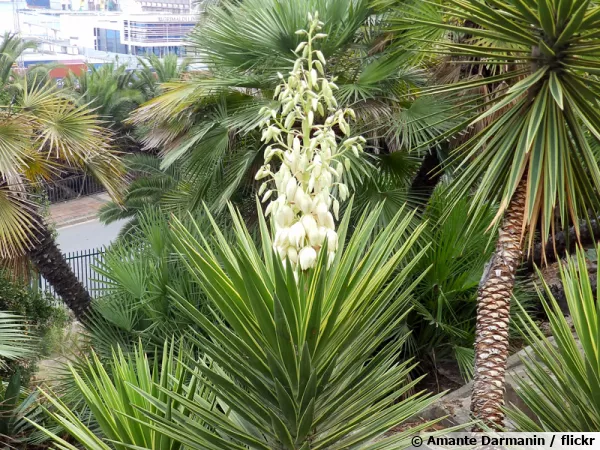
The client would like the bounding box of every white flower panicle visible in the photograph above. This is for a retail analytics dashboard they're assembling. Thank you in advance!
[256,12,366,271]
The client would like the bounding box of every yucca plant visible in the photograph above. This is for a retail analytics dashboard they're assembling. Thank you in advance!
[39,203,447,449]
[507,247,600,431]
[395,0,600,426]
[32,340,212,450]
[139,203,443,449]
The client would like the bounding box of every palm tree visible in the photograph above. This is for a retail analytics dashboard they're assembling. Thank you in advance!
[1,74,123,320]
[64,63,144,129]
[402,0,600,427]
[136,53,191,100]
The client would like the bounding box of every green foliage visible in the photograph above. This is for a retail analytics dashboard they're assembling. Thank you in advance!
[43,204,446,449]
[65,63,144,127]
[33,340,212,450]
[98,154,180,237]
[0,32,37,88]
[507,247,600,431]
[399,0,600,251]
[126,0,452,227]
[0,369,42,444]
[193,0,372,72]
[88,209,210,358]
[407,186,496,380]
[0,273,69,377]
[137,54,190,100]
[0,76,123,259]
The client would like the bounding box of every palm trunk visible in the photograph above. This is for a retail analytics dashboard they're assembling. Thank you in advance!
[471,177,527,427]
[26,209,91,321]
[409,149,444,206]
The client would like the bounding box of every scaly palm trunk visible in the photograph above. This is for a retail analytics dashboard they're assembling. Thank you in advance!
[471,177,527,427]
[26,209,91,321]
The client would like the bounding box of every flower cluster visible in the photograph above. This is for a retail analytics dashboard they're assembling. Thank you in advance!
[256,12,366,271]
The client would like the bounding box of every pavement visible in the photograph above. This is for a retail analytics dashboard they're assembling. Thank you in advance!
[56,218,127,253]
[48,193,127,252]
[49,193,112,228]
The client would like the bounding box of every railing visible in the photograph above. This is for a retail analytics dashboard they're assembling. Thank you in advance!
[38,247,108,298]
[41,174,105,204]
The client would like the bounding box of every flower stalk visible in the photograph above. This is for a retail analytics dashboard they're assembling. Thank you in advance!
[257,12,365,271]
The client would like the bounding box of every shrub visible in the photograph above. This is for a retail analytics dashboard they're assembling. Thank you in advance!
[0,272,69,381]
[87,209,210,359]
[33,340,208,450]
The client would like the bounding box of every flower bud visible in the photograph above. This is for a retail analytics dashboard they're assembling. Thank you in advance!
[265,202,274,217]
[326,229,338,251]
[327,250,335,268]
[333,199,339,220]
[339,183,348,201]
[316,50,326,66]
[324,212,335,230]
[258,182,268,196]
[285,178,297,200]
[295,42,307,53]
[262,190,273,202]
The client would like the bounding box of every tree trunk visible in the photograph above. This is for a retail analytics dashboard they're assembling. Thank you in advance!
[26,209,91,321]
[471,177,527,428]
[525,217,600,270]
[409,150,444,206]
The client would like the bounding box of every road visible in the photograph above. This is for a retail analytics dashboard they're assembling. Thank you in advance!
[56,218,127,253]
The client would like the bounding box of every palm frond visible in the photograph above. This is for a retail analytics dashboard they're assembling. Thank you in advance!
[0,312,36,366]
[399,0,600,251]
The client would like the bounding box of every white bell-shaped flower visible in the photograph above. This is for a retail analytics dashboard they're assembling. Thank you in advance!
[288,221,306,248]
[276,205,294,228]
[299,247,317,270]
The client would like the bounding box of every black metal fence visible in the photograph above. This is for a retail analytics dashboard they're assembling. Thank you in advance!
[41,175,105,204]
[39,247,109,298]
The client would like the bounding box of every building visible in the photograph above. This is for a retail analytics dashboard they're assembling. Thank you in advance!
[17,9,199,59]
